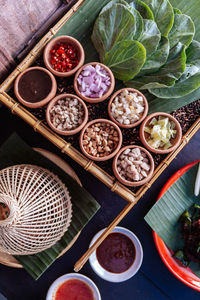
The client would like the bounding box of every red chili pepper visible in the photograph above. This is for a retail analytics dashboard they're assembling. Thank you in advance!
[49,42,79,72]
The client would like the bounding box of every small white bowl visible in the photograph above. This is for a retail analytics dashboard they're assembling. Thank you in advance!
[89,226,143,283]
[46,273,101,300]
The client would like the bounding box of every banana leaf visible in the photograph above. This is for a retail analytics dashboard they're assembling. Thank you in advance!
[145,163,200,277]
[0,134,100,280]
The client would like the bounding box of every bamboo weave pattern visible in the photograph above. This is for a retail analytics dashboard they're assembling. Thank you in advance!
[0,165,72,255]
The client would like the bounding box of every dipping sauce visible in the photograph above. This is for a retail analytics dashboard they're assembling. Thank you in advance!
[96,232,135,273]
[18,69,52,103]
[55,279,94,300]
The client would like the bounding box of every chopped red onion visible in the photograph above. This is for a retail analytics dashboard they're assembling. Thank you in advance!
[77,64,111,98]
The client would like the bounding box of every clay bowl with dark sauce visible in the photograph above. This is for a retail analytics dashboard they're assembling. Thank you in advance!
[14,66,57,108]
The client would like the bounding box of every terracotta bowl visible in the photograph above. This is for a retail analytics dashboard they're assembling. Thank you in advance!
[43,35,85,77]
[140,112,182,154]
[14,67,57,108]
[46,93,88,136]
[79,119,122,161]
[74,62,115,103]
[113,145,154,187]
[108,88,148,128]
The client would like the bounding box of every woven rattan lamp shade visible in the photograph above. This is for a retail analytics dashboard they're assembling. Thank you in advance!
[0,165,72,255]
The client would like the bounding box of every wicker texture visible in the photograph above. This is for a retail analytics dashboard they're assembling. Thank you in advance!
[0,164,72,255]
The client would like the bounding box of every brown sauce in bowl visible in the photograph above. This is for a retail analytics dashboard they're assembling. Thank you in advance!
[18,69,52,103]
[96,232,136,273]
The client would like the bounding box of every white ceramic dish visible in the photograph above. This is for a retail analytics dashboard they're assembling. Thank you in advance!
[89,226,143,283]
[46,273,101,300]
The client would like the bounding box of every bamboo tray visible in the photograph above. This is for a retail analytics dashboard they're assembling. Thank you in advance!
[0,0,200,272]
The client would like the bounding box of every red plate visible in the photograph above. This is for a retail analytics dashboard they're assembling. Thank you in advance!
[153,160,200,291]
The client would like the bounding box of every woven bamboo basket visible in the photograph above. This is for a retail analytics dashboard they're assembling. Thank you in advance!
[0,0,199,270]
[0,164,72,255]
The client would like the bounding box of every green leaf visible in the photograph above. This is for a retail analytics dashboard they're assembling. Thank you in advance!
[168,14,195,49]
[100,0,129,14]
[138,19,161,56]
[149,41,200,98]
[139,36,169,75]
[144,163,200,278]
[142,0,174,37]
[125,43,186,89]
[129,0,154,20]
[91,3,143,61]
[170,0,200,42]
[173,7,182,14]
[103,40,146,80]
[149,72,200,98]
[128,6,145,40]
[148,85,200,113]
[186,40,200,66]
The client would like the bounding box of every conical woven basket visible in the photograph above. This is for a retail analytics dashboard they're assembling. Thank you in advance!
[0,164,72,255]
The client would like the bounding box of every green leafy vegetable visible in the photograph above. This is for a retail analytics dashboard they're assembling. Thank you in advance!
[186,40,200,66]
[100,0,129,14]
[91,0,200,112]
[139,37,169,75]
[138,19,161,56]
[149,41,200,98]
[168,14,195,49]
[148,85,200,113]
[91,3,143,60]
[170,0,200,41]
[103,40,146,80]
[149,72,200,97]
[142,0,174,37]
[173,7,182,14]
[129,0,154,20]
[125,44,186,89]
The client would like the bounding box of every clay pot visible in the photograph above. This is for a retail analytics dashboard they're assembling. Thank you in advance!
[140,112,182,154]
[46,93,88,136]
[43,35,85,77]
[74,62,115,103]
[108,88,148,128]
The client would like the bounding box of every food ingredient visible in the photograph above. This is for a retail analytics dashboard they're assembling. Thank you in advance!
[174,204,200,266]
[82,122,119,157]
[96,232,136,273]
[49,42,79,72]
[18,69,52,102]
[49,97,85,131]
[110,89,145,125]
[55,279,94,300]
[77,64,111,98]
[149,40,200,98]
[117,147,151,181]
[144,116,176,149]
[91,0,200,113]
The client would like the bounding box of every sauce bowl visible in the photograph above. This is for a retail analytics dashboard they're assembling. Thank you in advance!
[46,273,101,300]
[89,226,143,282]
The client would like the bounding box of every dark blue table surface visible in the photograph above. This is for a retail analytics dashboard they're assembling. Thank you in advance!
[0,105,199,300]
